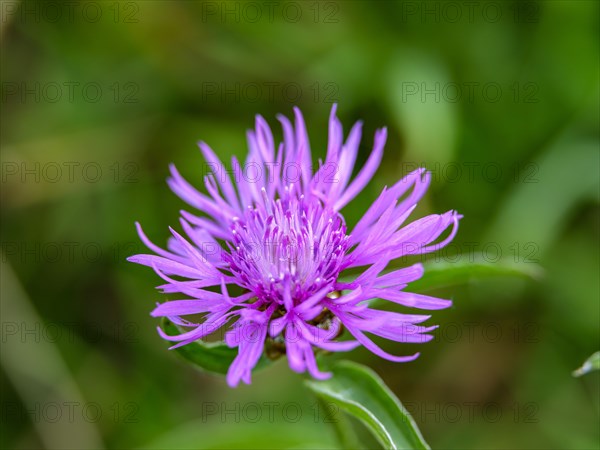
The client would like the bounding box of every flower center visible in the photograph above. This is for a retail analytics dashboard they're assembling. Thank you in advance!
[225,193,348,307]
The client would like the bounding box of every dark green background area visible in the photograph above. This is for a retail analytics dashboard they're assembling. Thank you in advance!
[1,1,598,449]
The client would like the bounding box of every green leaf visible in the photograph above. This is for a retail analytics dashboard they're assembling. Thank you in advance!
[407,259,543,294]
[573,351,600,377]
[161,319,272,376]
[315,398,363,450]
[305,360,429,450]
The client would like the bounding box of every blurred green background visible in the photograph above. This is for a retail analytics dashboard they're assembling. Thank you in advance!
[1,1,599,449]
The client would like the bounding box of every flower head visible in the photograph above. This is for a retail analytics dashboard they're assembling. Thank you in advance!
[129,105,461,387]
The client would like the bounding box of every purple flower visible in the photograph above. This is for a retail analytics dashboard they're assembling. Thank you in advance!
[129,105,461,387]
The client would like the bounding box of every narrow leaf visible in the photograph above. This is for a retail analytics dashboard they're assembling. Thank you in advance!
[161,318,271,375]
[305,360,429,450]
[408,259,543,293]
[573,351,600,377]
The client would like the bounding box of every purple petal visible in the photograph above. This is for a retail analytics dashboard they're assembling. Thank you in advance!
[334,127,387,211]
